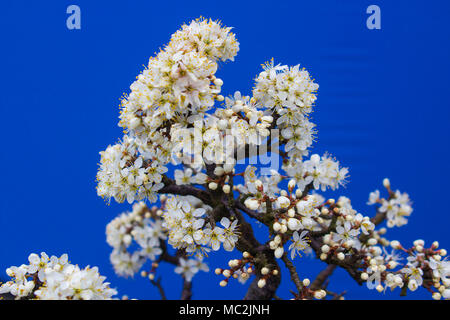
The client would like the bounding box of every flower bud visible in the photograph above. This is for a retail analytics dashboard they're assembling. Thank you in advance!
[222,185,231,194]
[257,279,266,288]
[208,182,218,190]
[274,247,284,259]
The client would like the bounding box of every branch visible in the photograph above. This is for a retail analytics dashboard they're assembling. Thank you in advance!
[310,265,337,291]
[159,175,212,205]
[309,237,364,285]
[181,279,192,300]
[281,252,303,294]
[150,277,167,300]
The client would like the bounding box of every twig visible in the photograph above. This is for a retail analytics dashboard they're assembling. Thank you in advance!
[181,279,193,300]
[150,277,167,300]
[310,265,337,290]
[281,252,303,294]
[159,175,212,205]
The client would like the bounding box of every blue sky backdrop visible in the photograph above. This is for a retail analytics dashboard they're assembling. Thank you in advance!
[1,0,450,300]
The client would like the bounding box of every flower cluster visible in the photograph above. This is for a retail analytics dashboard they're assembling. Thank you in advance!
[253,60,318,115]
[162,195,239,256]
[106,202,166,277]
[174,258,209,282]
[317,196,376,259]
[92,18,450,300]
[367,179,413,227]
[119,18,238,132]
[97,18,239,204]
[360,239,450,300]
[284,153,349,192]
[96,135,167,204]
[253,60,318,160]
[0,253,116,300]
[215,251,259,287]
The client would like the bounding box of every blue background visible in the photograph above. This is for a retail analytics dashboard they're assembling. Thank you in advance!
[1,0,449,300]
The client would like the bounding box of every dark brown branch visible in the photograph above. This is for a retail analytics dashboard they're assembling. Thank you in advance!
[309,237,363,285]
[150,277,167,300]
[181,279,193,300]
[159,175,212,205]
[281,252,303,294]
[310,265,337,291]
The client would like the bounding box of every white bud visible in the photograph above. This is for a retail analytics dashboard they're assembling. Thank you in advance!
[223,163,234,173]
[302,278,310,286]
[387,261,398,269]
[244,198,259,211]
[276,196,291,209]
[274,235,282,244]
[225,109,234,117]
[321,245,330,253]
[274,247,284,259]
[215,268,222,275]
[261,267,269,275]
[129,117,141,130]
[257,279,267,288]
[383,178,390,188]
[214,78,223,86]
[337,252,345,261]
[123,234,132,246]
[261,116,273,123]
[413,239,424,247]
[232,103,243,113]
[287,208,296,218]
[288,179,296,191]
[287,218,300,231]
[390,240,401,249]
[208,182,218,190]
[222,185,231,194]
[432,292,441,300]
[269,241,277,250]
[361,272,369,280]
[219,280,227,287]
[408,279,418,291]
[273,222,281,232]
[217,119,228,130]
[214,166,225,176]
[367,238,378,246]
[314,290,326,299]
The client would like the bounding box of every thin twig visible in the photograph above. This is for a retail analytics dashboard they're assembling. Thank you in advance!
[310,265,337,290]
[150,277,167,300]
